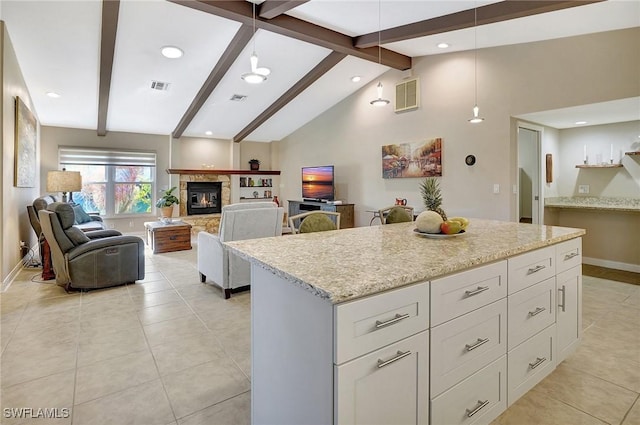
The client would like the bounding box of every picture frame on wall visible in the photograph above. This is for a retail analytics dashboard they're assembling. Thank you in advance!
[382,138,443,179]
[14,96,37,188]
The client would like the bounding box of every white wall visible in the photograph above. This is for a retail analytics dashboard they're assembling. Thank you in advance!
[557,121,640,197]
[178,136,231,170]
[277,28,640,227]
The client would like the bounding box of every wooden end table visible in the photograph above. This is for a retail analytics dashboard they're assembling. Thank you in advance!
[144,220,192,254]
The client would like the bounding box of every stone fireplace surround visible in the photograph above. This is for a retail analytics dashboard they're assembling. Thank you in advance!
[177,173,230,234]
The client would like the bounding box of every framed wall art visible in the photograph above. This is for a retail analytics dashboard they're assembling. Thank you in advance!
[14,96,37,187]
[382,137,442,179]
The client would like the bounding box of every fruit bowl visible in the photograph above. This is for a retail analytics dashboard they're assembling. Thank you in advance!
[413,229,466,239]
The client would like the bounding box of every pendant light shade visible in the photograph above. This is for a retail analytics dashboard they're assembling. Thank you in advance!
[242,3,270,84]
[468,6,484,123]
[370,0,389,107]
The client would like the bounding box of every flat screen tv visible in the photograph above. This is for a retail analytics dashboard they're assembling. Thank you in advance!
[302,165,334,201]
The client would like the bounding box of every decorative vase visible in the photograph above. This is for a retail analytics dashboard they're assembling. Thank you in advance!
[273,195,280,207]
[250,163,259,171]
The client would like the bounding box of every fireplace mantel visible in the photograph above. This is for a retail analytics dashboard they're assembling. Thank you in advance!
[167,169,280,175]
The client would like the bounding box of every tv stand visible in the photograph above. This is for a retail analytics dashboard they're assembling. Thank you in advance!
[288,200,355,229]
[303,198,325,203]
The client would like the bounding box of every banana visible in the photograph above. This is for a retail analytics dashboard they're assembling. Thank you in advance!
[449,217,469,230]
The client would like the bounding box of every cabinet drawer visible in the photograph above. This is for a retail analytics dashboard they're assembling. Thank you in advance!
[508,277,556,350]
[556,238,582,274]
[154,231,190,244]
[334,282,429,364]
[335,331,429,425]
[508,324,556,406]
[431,356,507,425]
[430,299,507,397]
[431,261,507,326]
[508,246,555,294]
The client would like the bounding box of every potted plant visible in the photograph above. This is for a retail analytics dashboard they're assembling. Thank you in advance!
[156,186,179,218]
[249,159,260,171]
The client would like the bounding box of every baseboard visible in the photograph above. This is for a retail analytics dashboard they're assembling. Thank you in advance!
[583,256,640,273]
[2,259,24,292]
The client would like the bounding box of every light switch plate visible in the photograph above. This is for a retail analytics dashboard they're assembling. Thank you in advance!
[493,184,500,194]
[578,185,590,194]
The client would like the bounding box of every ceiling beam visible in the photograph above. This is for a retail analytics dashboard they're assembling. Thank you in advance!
[233,51,347,143]
[169,0,411,70]
[97,0,120,136]
[172,24,254,139]
[355,0,605,48]
[259,1,309,19]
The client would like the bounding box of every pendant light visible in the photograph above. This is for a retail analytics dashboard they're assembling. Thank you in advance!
[468,6,484,123]
[242,2,270,84]
[370,0,390,107]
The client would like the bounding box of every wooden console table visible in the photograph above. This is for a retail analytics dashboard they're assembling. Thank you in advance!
[144,220,192,254]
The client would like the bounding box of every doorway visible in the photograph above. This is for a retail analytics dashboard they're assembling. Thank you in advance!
[517,124,543,224]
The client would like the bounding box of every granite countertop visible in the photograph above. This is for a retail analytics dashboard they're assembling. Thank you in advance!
[545,196,640,212]
[226,219,585,304]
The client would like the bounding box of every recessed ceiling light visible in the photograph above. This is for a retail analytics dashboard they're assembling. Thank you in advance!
[205,131,213,136]
[575,121,587,125]
[161,46,183,59]
[46,91,61,98]
[437,43,449,49]
[351,75,362,83]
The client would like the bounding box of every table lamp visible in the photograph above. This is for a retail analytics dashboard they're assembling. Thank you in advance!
[47,169,82,203]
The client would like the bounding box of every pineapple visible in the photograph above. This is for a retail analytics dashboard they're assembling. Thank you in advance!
[419,177,447,221]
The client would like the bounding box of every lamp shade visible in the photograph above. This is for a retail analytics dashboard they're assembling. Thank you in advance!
[47,170,82,193]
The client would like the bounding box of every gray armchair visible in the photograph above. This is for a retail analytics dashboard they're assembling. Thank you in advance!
[38,202,145,290]
[198,202,284,298]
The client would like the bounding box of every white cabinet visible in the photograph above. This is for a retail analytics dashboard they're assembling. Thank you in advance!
[508,246,555,294]
[335,331,429,425]
[556,265,582,363]
[507,277,556,350]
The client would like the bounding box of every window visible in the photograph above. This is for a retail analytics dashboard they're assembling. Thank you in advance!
[59,147,156,217]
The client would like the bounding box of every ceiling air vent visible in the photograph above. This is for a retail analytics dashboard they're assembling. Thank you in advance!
[395,77,419,113]
[150,80,170,91]
[230,94,247,102]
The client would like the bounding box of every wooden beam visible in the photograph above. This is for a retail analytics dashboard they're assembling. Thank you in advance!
[168,0,411,70]
[97,0,120,136]
[355,0,605,48]
[172,24,254,139]
[233,51,346,143]
[259,1,309,19]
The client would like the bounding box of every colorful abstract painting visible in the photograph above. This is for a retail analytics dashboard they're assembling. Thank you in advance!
[14,96,37,187]
[382,138,442,179]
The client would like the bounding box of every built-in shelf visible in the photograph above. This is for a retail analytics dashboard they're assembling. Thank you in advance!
[167,169,281,175]
[575,164,623,168]
[625,151,640,156]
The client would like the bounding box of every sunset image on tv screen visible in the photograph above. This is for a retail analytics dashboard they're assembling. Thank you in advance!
[302,166,333,199]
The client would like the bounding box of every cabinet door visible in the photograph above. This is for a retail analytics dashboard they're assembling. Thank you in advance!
[556,265,582,363]
[335,331,429,425]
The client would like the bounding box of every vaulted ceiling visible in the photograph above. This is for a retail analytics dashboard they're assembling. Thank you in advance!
[2,0,638,142]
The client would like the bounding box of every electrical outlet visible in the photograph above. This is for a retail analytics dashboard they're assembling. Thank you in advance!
[578,185,590,194]
[493,184,500,194]
[129,221,134,228]
[108,223,115,229]
[19,240,26,248]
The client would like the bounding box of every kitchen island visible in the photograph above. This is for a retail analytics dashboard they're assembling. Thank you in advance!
[227,219,585,425]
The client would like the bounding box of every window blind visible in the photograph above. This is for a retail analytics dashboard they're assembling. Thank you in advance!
[59,147,156,167]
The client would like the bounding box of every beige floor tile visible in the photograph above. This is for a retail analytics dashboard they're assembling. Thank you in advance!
[177,392,251,425]
[77,326,148,367]
[150,333,225,376]
[162,360,250,419]
[491,387,607,425]
[127,279,174,295]
[137,271,168,284]
[9,321,79,348]
[1,341,77,388]
[583,276,639,296]
[72,379,175,425]
[79,309,141,334]
[623,397,640,425]
[78,286,130,305]
[174,284,225,300]
[0,370,74,425]
[581,322,640,359]
[130,289,184,310]
[74,350,159,405]
[196,303,250,332]
[143,315,209,347]
[623,292,640,309]
[137,301,195,326]
[534,363,638,425]
[214,322,251,371]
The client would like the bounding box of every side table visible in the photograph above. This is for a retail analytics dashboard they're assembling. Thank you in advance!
[144,220,192,254]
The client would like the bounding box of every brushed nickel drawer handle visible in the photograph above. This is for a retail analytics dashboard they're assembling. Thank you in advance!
[465,286,490,297]
[375,313,410,329]
[564,252,579,261]
[529,357,547,370]
[377,350,412,369]
[466,399,490,417]
[465,337,490,352]
[528,307,546,317]
[527,265,546,275]
[558,285,566,312]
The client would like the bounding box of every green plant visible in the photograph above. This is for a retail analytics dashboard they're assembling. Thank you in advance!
[155,186,180,208]
[419,177,447,221]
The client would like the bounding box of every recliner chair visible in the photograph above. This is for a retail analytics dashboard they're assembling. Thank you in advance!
[38,202,145,290]
[198,202,284,298]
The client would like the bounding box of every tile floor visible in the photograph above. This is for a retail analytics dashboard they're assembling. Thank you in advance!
[1,241,638,425]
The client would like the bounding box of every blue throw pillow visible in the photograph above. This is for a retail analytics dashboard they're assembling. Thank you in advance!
[72,204,92,224]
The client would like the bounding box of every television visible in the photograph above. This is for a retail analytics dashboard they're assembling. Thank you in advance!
[302,165,334,202]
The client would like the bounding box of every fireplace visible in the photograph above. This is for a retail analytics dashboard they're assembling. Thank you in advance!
[186,182,222,215]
